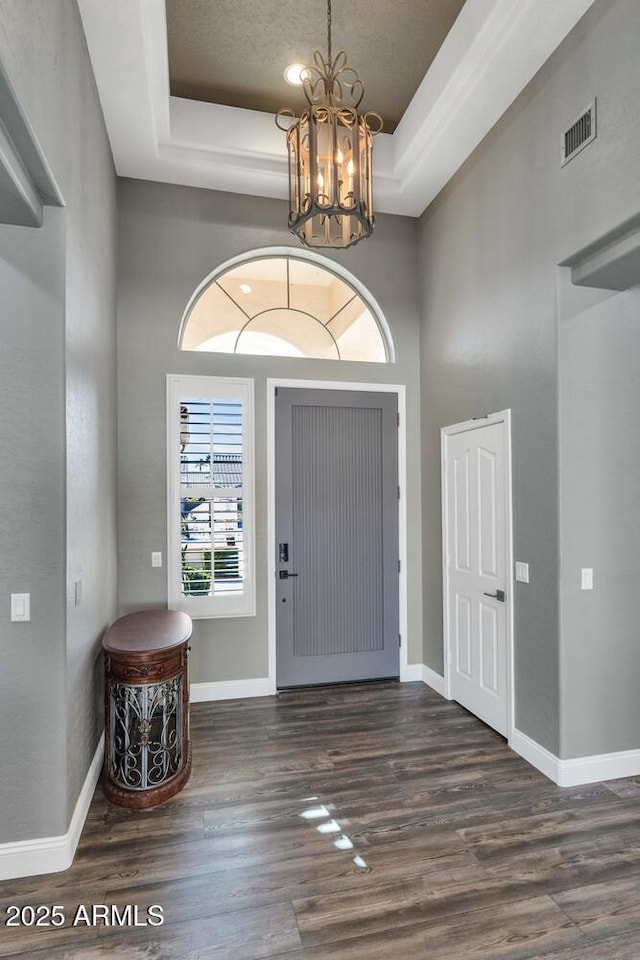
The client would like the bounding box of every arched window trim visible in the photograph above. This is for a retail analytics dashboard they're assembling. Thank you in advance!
[177,246,396,364]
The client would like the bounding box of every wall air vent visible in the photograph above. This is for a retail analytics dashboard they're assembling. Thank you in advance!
[561,100,596,167]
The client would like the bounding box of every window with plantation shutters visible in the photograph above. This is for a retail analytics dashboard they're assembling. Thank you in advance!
[167,376,255,618]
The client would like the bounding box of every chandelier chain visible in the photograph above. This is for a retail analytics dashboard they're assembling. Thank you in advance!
[327,0,332,64]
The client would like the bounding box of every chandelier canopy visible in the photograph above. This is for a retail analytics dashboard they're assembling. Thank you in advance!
[276,0,382,249]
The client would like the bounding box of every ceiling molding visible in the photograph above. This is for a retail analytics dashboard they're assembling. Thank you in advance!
[78,0,598,218]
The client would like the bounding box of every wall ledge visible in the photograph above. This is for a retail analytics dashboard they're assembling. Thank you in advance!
[0,733,104,881]
[560,212,640,291]
[0,58,63,226]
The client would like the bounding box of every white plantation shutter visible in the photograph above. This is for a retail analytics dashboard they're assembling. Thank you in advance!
[167,376,255,618]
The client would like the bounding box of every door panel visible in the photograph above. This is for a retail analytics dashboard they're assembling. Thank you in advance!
[454,450,471,572]
[478,446,498,577]
[276,388,399,688]
[446,421,509,737]
[456,594,472,678]
[480,601,499,694]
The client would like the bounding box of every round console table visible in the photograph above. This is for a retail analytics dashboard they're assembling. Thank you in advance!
[102,609,192,809]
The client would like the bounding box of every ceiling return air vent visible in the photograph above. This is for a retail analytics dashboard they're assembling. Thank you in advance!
[561,100,597,166]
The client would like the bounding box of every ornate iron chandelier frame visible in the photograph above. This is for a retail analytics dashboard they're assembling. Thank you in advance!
[276,0,382,249]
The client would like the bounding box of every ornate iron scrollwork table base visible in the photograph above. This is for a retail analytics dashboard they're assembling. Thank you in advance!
[102,609,193,809]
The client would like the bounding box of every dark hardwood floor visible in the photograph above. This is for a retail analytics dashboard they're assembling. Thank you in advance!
[3,681,640,958]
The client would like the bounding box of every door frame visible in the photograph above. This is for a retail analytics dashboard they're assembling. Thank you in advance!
[267,378,408,693]
[441,410,515,739]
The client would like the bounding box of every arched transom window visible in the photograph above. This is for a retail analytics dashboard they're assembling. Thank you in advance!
[180,255,391,363]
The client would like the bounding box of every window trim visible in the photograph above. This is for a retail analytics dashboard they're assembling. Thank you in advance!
[166,374,256,619]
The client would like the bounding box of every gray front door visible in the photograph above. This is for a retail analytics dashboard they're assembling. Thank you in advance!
[275,388,399,688]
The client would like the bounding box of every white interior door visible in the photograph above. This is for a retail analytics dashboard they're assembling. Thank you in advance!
[443,418,511,737]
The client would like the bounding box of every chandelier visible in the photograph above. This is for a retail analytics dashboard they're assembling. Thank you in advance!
[276,0,382,249]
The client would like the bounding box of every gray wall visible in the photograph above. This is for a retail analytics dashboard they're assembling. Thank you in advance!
[0,211,68,839]
[559,279,640,758]
[418,0,640,756]
[116,179,422,683]
[0,0,117,840]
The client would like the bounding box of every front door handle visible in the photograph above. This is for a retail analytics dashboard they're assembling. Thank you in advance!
[483,589,505,602]
[279,571,299,580]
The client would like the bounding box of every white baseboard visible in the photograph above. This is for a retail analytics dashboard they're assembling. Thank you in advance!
[510,727,640,787]
[190,678,272,702]
[510,728,560,783]
[192,672,444,699]
[0,732,104,882]
[422,664,448,698]
[402,663,423,682]
[556,747,640,787]
[401,663,448,697]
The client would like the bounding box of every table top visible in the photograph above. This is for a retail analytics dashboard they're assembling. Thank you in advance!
[103,609,192,654]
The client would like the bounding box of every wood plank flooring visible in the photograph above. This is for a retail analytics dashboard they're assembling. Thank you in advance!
[2,681,640,959]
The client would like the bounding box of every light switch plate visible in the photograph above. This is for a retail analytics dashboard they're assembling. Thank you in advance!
[515,561,529,583]
[151,551,162,568]
[581,568,594,590]
[11,593,30,622]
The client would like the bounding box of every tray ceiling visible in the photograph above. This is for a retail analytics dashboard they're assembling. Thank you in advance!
[77,0,599,218]
[166,0,467,133]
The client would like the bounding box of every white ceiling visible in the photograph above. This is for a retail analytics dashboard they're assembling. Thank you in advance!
[78,0,598,218]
